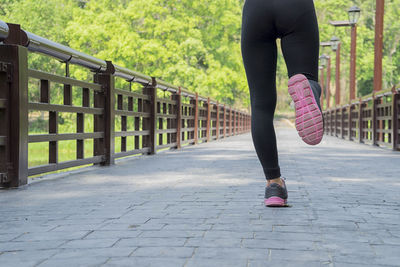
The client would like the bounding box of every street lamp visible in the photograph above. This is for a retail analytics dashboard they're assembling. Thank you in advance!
[319,54,329,67]
[329,36,341,106]
[373,0,384,93]
[348,6,361,25]
[319,54,331,109]
[320,43,333,109]
[330,6,361,101]
[330,36,340,52]
[318,63,325,110]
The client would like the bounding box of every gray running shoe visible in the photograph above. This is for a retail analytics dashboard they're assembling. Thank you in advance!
[264,178,288,207]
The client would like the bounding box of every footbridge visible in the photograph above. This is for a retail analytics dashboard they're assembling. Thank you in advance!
[0,16,399,267]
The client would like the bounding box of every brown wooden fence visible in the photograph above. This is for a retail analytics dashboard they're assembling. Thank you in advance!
[323,86,400,151]
[0,22,251,188]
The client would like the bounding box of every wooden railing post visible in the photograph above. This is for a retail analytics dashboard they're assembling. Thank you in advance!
[194,93,199,144]
[216,101,220,139]
[173,87,182,149]
[223,104,226,138]
[143,77,157,154]
[372,93,378,146]
[341,107,345,139]
[0,41,28,187]
[334,109,338,137]
[242,113,245,133]
[240,112,241,133]
[392,89,399,151]
[233,110,236,135]
[242,113,244,133]
[206,97,211,142]
[229,107,232,136]
[358,99,364,143]
[348,105,352,141]
[93,61,115,165]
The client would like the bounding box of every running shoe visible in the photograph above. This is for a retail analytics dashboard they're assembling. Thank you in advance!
[264,178,288,207]
[288,74,324,145]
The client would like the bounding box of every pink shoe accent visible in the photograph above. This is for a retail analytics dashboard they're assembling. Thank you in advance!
[264,196,287,207]
[288,74,323,145]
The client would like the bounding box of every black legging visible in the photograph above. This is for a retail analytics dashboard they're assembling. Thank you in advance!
[241,0,320,180]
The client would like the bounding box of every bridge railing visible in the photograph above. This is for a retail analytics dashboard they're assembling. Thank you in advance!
[323,86,399,151]
[0,21,251,188]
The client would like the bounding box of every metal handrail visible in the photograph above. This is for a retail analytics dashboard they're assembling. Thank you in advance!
[26,31,107,72]
[113,65,152,85]
[1,20,235,109]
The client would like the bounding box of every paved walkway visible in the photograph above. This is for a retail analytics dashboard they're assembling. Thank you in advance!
[0,121,399,267]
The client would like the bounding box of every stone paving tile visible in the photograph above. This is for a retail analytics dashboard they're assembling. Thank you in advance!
[59,238,119,249]
[139,230,205,238]
[0,233,21,242]
[185,258,247,267]
[0,250,59,267]
[131,246,194,258]
[104,257,186,267]
[13,230,90,242]
[114,237,187,247]
[192,247,269,260]
[50,247,135,259]
[37,256,108,267]
[1,124,400,266]
[0,240,65,251]
[184,237,242,248]
[248,259,322,267]
[83,230,141,239]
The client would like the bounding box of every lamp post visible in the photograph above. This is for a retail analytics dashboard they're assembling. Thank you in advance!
[330,6,361,101]
[373,0,384,92]
[319,65,324,109]
[330,36,341,106]
[320,42,333,108]
[326,56,331,108]
[348,6,361,99]
[319,54,331,109]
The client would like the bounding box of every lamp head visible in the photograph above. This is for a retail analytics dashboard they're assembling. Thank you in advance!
[348,6,361,25]
[330,36,340,52]
[319,54,329,67]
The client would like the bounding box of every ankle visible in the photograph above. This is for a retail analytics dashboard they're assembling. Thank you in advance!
[267,177,284,187]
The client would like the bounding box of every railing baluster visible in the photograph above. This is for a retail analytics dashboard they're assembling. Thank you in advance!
[206,97,211,142]
[216,102,220,139]
[372,94,378,146]
[223,105,226,138]
[392,90,399,151]
[142,77,157,154]
[229,107,232,136]
[358,100,363,143]
[174,87,182,149]
[194,93,199,144]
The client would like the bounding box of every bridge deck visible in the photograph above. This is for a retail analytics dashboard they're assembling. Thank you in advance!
[0,121,399,267]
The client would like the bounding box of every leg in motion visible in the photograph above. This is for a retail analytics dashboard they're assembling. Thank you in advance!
[279,0,324,145]
[241,0,287,207]
[241,19,281,181]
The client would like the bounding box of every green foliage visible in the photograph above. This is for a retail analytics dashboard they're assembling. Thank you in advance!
[315,0,400,103]
[1,0,399,111]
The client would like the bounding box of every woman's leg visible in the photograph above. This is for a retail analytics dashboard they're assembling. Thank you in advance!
[277,0,323,145]
[278,0,320,82]
[241,0,281,180]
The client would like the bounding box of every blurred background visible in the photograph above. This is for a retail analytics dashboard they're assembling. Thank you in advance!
[1,0,399,117]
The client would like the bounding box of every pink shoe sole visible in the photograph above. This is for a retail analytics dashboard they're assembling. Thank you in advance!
[288,74,323,145]
[264,197,287,207]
